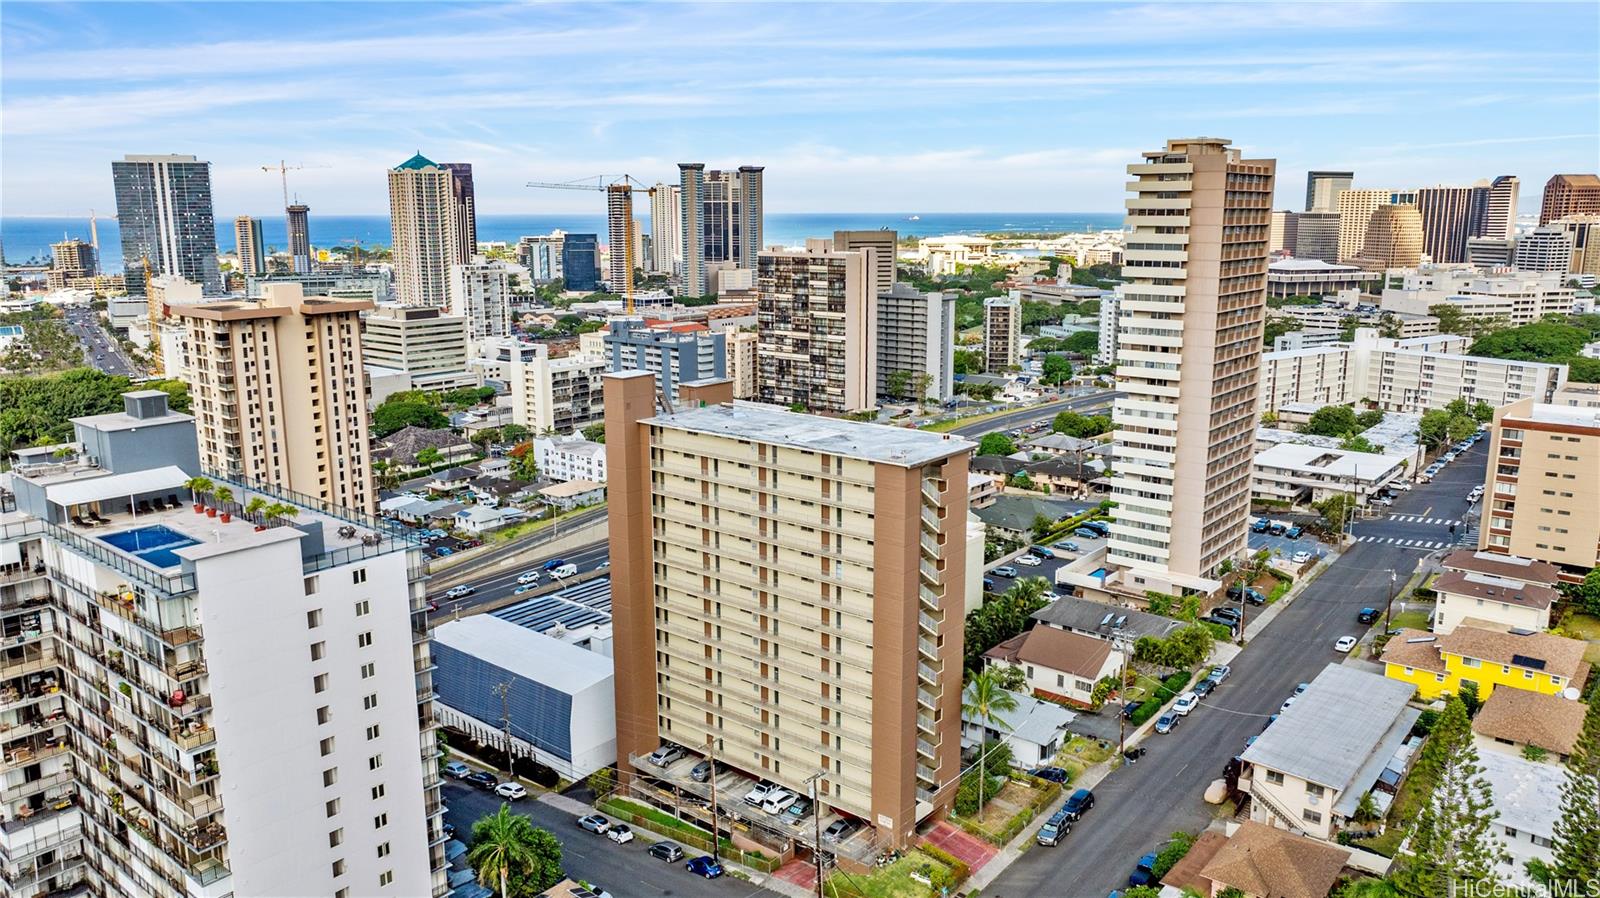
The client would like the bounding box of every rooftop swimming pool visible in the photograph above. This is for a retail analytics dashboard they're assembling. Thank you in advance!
[99,525,201,569]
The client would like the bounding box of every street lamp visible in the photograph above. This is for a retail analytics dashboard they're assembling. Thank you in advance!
[1384,570,1398,632]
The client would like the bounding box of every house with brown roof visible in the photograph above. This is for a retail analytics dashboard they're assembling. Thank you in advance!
[1471,688,1588,763]
[1164,821,1351,898]
[983,625,1121,706]
[1433,550,1561,635]
[1381,624,1590,701]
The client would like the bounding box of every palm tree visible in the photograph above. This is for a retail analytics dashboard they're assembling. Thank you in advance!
[211,486,234,514]
[962,669,1019,813]
[244,497,268,525]
[265,503,300,527]
[467,806,540,898]
[184,476,214,506]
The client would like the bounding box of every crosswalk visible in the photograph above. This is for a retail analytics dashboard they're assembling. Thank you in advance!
[1385,514,1462,526]
[1354,535,1454,549]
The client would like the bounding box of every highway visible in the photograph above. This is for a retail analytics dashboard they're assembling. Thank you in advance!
[946,388,1122,438]
[65,306,139,377]
[428,539,610,618]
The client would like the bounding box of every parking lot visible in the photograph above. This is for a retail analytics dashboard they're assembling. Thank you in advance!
[986,531,1107,594]
[1245,525,1329,564]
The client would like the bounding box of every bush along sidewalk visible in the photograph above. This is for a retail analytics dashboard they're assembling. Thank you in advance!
[594,796,780,873]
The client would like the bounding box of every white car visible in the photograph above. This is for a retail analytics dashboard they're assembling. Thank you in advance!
[1334,635,1359,653]
[444,585,475,599]
[1171,691,1199,716]
[1395,482,1413,491]
[1290,551,1312,564]
[761,789,797,815]
[516,571,541,585]
[1280,695,1297,712]
[1016,555,1043,567]
[606,825,634,844]
[494,782,527,801]
[743,782,774,806]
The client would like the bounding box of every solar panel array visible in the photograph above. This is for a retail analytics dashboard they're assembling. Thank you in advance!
[491,577,613,634]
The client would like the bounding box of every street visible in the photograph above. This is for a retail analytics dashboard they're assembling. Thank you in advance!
[980,438,1489,896]
[442,779,780,898]
[64,306,139,377]
[428,539,610,617]
[947,389,1122,438]
[1350,437,1488,552]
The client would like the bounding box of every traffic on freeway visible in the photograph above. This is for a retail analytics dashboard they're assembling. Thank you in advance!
[427,539,610,618]
[64,305,139,377]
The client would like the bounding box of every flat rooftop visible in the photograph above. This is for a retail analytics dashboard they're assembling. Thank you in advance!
[1511,404,1600,429]
[646,401,975,466]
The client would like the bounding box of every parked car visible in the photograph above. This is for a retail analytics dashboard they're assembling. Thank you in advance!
[495,782,527,801]
[1128,853,1159,887]
[982,578,996,591]
[1029,766,1070,783]
[1074,527,1101,539]
[1267,521,1287,536]
[443,761,471,779]
[762,789,798,815]
[1061,788,1095,820]
[1016,555,1043,567]
[607,824,634,844]
[1036,817,1070,846]
[1291,550,1313,564]
[1335,635,1359,653]
[1155,712,1179,734]
[1286,525,1304,539]
[1250,518,1269,533]
[690,761,715,782]
[1372,496,1394,507]
[1212,607,1241,624]
[517,571,541,584]
[1281,695,1298,712]
[1054,541,1082,552]
[647,744,685,767]
[1227,584,1266,605]
[647,842,684,862]
[744,782,774,806]
[823,819,859,842]
[1192,678,1216,699]
[993,566,1019,578]
[577,814,610,835]
[445,585,475,599]
[1028,546,1055,560]
[1358,607,1380,624]
[1201,614,1238,632]
[1172,692,1199,716]
[686,856,724,879]
[784,796,814,821]
[464,771,498,790]
[1395,482,1413,491]
[1294,682,1310,696]
[1206,665,1231,684]
[1082,520,1110,536]
[1121,700,1144,720]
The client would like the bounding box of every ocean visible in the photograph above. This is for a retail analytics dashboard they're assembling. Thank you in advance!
[1,212,1125,270]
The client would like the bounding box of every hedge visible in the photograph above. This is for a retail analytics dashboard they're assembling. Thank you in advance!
[596,797,780,873]
[1132,670,1193,725]
[918,843,972,888]
[953,776,1063,846]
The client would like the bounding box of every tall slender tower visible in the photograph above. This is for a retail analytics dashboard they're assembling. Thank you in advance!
[678,163,706,296]
[736,165,765,269]
[1479,175,1520,240]
[388,153,461,306]
[441,162,478,262]
[286,203,312,272]
[234,215,266,276]
[605,184,635,292]
[111,153,223,296]
[649,183,682,275]
[1417,185,1477,263]
[1305,170,1353,213]
[1108,137,1274,585]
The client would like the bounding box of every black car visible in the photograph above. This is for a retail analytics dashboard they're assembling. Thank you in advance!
[1212,607,1242,624]
[1227,583,1266,606]
[1061,788,1095,820]
[1029,766,1070,783]
[1358,607,1380,624]
[1082,520,1110,537]
[1122,700,1144,720]
[1193,678,1216,698]
[464,771,498,790]
[647,842,684,862]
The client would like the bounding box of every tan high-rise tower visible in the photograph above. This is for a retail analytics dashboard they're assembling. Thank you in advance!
[388,153,462,307]
[604,371,972,851]
[174,283,375,512]
[1107,137,1274,586]
[1353,204,1424,270]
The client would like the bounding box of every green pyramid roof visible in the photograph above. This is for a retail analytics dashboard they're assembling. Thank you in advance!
[394,152,437,171]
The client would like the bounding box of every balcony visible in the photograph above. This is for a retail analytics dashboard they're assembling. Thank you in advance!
[916,738,936,760]
[917,636,939,663]
[917,661,939,686]
[917,610,939,638]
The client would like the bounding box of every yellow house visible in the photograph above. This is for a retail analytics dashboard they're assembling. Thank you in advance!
[1381,626,1589,702]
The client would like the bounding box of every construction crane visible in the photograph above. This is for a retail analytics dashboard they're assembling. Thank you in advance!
[261,160,306,209]
[525,176,655,313]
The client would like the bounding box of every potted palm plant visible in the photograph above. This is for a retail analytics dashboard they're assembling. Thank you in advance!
[265,503,301,529]
[212,486,234,522]
[244,497,269,531]
[185,476,214,514]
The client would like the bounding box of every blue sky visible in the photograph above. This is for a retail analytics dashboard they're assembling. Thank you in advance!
[3,1,1596,216]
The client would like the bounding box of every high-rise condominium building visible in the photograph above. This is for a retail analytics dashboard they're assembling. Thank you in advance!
[0,389,446,898]
[441,163,478,263]
[516,232,565,283]
[1479,175,1520,240]
[233,216,266,277]
[1418,186,1479,263]
[756,243,874,412]
[1353,204,1424,270]
[677,163,765,297]
[983,294,1020,373]
[1108,137,1274,586]
[172,283,375,513]
[1268,211,1291,254]
[725,329,758,399]
[603,372,973,850]
[285,203,312,274]
[601,316,726,395]
[1547,215,1600,277]
[1288,212,1339,262]
[877,283,955,402]
[388,153,464,307]
[1097,291,1121,365]
[1538,174,1600,224]
[48,238,98,290]
[833,229,900,302]
[1480,398,1600,570]
[649,184,682,276]
[1513,227,1577,274]
[361,304,475,391]
[1305,170,1353,213]
[507,343,605,434]
[606,184,637,291]
[447,255,512,343]
[561,234,600,293]
[1337,188,1392,262]
[111,154,223,296]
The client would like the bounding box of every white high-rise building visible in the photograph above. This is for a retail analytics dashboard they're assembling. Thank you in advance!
[1481,175,1520,241]
[1,390,447,898]
[388,153,461,307]
[516,232,565,283]
[1513,227,1577,274]
[876,283,955,402]
[1108,137,1274,589]
[448,255,513,343]
[649,184,682,276]
[1097,291,1121,365]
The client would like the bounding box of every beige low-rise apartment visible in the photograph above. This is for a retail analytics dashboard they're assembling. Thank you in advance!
[173,283,375,513]
[605,371,972,851]
[1379,266,1576,325]
[1480,398,1600,571]
[1432,550,1562,635]
[506,342,606,434]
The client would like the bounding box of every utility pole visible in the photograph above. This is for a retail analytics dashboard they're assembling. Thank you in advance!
[805,771,826,898]
[1384,570,1398,632]
[492,681,515,783]
[1115,633,1131,758]
[705,736,720,865]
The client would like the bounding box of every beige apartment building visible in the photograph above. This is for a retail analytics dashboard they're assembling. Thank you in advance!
[832,229,899,302]
[1337,189,1392,262]
[983,294,1020,373]
[1106,137,1274,590]
[725,328,759,399]
[756,243,875,413]
[506,342,606,434]
[173,283,375,513]
[1380,267,1576,325]
[1480,398,1600,571]
[361,304,477,392]
[604,371,972,851]
[1259,330,1567,416]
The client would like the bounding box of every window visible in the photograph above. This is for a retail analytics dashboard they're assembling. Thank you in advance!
[329,828,343,847]
[374,812,389,829]
[1302,809,1322,825]
[320,737,336,757]
[1265,770,1284,785]
[317,706,331,725]
[355,599,370,616]
[314,674,328,694]
[369,754,383,771]
[379,871,393,887]
[352,569,367,585]
[366,723,381,741]
[371,783,386,800]
[305,576,319,596]
[361,662,375,679]
[326,798,340,817]
[336,890,348,898]
[307,609,323,628]
[323,768,338,787]
[1306,783,1325,798]
[377,842,390,859]
[363,693,378,710]
[357,631,373,649]
[311,641,326,661]
[331,860,345,877]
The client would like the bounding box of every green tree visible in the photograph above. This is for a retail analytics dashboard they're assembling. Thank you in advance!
[961,670,1018,811]
[415,447,443,470]
[1315,493,1356,533]
[977,432,1017,457]
[1568,568,1600,616]
[1339,315,1361,342]
[1040,353,1072,385]
[991,664,1027,692]
[1341,435,1381,453]
[953,349,985,375]
[1051,410,1111,438]
[1063,330,1099,356]
[1469,400,1494,423]
[1356,408,1386,429]
[1429,303,1470,338]
[1550,691,1600,888]
[1150,831,1196,878]
[1396,696,1506,897]
[467,806,563,897]
[580,423,606,443]
[1302,405,1360,437]
[885,369,913,398]
[372,400,448,437]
